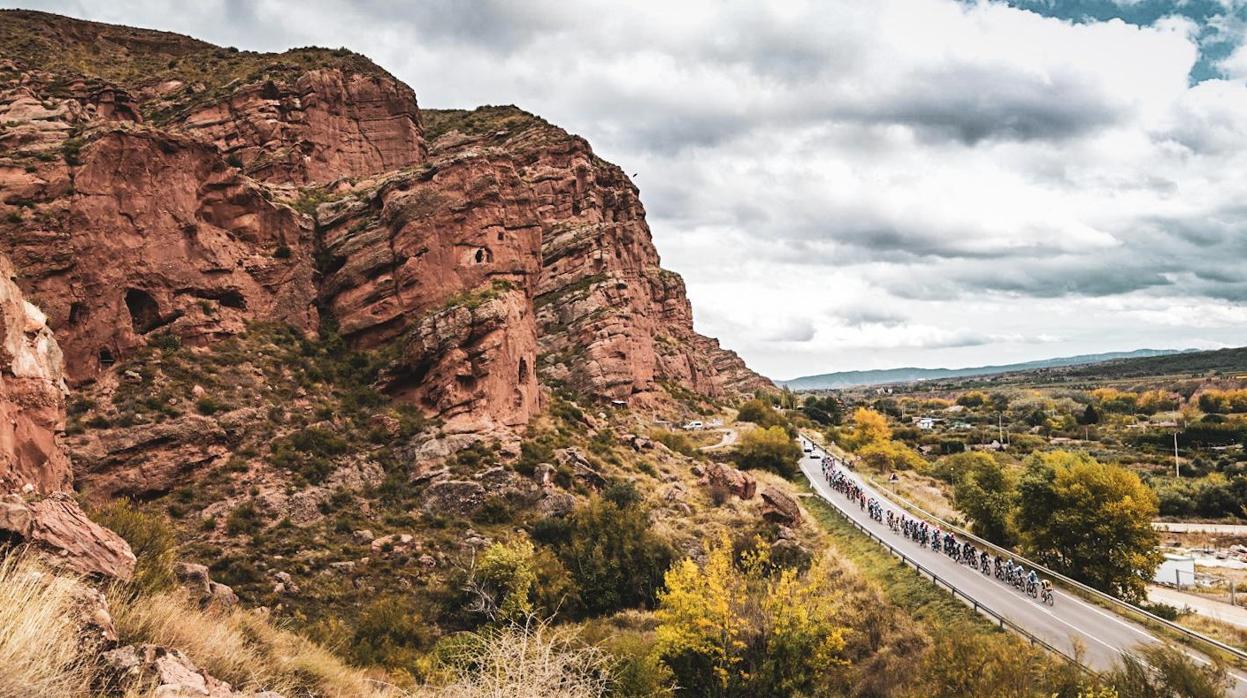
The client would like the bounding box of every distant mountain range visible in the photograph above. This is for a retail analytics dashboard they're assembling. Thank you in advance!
[780,348,1196,390]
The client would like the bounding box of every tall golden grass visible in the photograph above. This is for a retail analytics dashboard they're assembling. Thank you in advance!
[0,551,401,697]
[0,553,96,697]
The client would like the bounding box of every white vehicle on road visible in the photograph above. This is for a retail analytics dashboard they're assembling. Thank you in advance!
[683,420,704,430]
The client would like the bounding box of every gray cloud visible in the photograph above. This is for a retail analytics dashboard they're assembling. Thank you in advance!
[10,0,1247,375]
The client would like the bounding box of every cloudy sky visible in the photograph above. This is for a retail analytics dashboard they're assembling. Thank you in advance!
[13,0,1247,379]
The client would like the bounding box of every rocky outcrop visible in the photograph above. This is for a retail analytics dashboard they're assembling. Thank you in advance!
[0,125,318,384]
[173,562,238,610]
[1,13,768,464]
[68,413,233,500]
[0,492,136,579]
[760,486,802,527]
[0,252,71,493]
[702,462,757,500]
[103,644,281,698]
[426,107,772,405]
[179,67,424,186]
[0,251,134,578]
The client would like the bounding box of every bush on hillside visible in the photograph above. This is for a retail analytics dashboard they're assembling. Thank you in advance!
[733,425,803,478]
[89,499,178,593]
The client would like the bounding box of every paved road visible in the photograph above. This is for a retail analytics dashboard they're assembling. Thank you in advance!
[1154,522,1247,535]
[798,436,1247,696]
[1149,586,1247,630]
[700,428,738,451]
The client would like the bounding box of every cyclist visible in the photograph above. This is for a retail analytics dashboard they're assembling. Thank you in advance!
[1040,579,1054,605]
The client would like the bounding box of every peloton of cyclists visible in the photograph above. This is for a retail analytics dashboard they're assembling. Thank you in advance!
[820,457,1055,607]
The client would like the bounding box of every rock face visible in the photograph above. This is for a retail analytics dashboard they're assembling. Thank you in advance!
[0,249,134,578]
[425,107,773,405]
[0,11,768,445]
[179,67,425,186]
[1,125,318,384]
[0,251,70,492]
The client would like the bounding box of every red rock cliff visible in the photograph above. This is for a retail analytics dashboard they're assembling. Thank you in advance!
[0,11,768,437]
[0,251,134,579]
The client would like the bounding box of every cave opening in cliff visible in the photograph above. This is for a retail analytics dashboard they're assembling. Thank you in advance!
[474,247,494,264]
[68,302,85,326]
[215,289,247,310]
[98,348,115,367]
[518,357,529,383]
[124,288,162,334]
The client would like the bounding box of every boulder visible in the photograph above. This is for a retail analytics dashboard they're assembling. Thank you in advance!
[532,463,557,488]
[760,486,802,526]
[555,448,606,489]
[173,562,238,610]
[702,462,756,500]
[421,480,487,517]
[102,644,258,697]
[537,491,577,518]
[0,493,136,580]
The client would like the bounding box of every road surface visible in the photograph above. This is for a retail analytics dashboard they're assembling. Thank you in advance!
[1154,522,1247,535]
[1149,585,1247,630]
[700,427,738,451]
[798,436,1247,695]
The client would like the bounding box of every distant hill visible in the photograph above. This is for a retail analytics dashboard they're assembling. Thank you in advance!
[781,348,1195,390]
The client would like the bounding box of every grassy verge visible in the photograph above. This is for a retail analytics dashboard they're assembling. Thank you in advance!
[799,476,998,633]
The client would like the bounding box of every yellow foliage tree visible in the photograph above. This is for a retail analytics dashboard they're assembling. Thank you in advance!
[656,536,847,696]
[850,407,892,447]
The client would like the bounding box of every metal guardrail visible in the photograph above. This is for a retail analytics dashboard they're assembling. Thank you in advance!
[803,432,1247,666]
[811,471,1091,672]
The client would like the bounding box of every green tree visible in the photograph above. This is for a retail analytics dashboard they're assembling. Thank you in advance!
[551,496,675,617]
[950,453,1018,546]
[737,399,787,428]
[1079,403,1100,425]
[1014,451,1162,600]
[802,395,843,426]
[956,391,989,408]
[734,425,803,478]
[469,539,541,623]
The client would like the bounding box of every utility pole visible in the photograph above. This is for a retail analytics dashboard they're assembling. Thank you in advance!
[1174,431,1180,478]
[998,413,1004,445]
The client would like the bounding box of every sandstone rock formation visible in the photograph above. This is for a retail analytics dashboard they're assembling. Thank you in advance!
[0,251,70,493]
[760,486,803,527]
[0,10,769,490]
[0,249,134,578]
[173,561,239,611]
[0,492,136,579]
[702,461,757,500]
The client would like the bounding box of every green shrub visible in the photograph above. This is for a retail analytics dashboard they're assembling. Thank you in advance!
[224,501,262,536]
[545,496,675,618]
[345,595,432,668]
[736,399,788,428]
[733,425,803,478]
[269,426,348,484]
[652,430,696,457]
[195,397,226,416]
[89,500,177,593]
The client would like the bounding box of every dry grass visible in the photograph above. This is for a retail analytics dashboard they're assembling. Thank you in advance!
[111,589,401,697]
[1175,612,1247,653]
[0,551,402,697]
[418,620,611,698]
[0,554,96,697]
